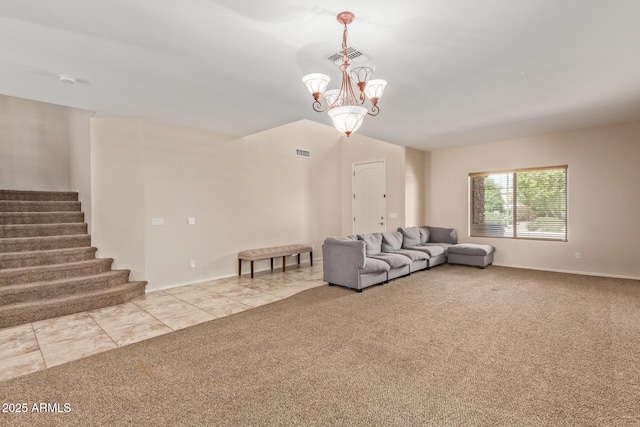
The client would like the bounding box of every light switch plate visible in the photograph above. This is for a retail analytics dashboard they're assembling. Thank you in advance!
[188,217,196,225]
[151,218,164,226]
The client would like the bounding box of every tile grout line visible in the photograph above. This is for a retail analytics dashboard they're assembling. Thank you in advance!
[130,299,181,332]
[87,306,175,347]
[30,322,48,370]
[167,286,257,314]
[86,310,121,348]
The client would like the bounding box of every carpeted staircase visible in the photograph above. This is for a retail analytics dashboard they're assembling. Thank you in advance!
[0,189,147,329]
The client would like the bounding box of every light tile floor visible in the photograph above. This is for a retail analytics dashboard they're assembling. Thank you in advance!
[0,264,323,382]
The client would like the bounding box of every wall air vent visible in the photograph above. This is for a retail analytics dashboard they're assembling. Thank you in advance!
[295,148,311,159]
[326,46,370,66]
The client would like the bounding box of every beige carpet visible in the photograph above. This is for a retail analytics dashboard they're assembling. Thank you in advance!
[1,265,639,426]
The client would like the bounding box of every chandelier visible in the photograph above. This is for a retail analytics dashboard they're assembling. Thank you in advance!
[302,11,387,137]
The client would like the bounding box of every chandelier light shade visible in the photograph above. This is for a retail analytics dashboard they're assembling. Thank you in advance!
[322,89,344,107]
[328,105,368,137]
[363,79,387,106]
[347,63,375,92]
[302,11,387,137]
[302,73,330,101]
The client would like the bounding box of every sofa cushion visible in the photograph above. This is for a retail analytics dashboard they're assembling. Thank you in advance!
[428,227,458,244]
[370,253,412,269]
[358,233,382,256]
[381,231,404,252]
[448,243,495,256]
[392,249,430,261]
[360,257,391,273]
[405,244,445,257]
[399,227,421,247]
[425,242,454,255]
[418,226,430,244]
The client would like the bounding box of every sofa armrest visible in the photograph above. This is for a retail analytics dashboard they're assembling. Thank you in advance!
[322,238,367,287]
[322,238,366,268]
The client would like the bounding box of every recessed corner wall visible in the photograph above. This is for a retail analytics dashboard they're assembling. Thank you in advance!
[427,121,640,279]
[0,94,93,228]
[1,95,73,191]
[404,147,426,227]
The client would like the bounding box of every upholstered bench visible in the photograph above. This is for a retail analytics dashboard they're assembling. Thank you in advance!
[447,243,495,269]
[238,244,313,278]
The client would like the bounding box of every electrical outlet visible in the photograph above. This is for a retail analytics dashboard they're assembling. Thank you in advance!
[190,260,196,268]
[575,253,581,259]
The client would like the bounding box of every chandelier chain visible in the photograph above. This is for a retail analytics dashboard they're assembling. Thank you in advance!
[342,24,349,65]
[339,22,360,107]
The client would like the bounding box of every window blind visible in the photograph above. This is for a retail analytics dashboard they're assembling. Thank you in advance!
[469,166,567,241]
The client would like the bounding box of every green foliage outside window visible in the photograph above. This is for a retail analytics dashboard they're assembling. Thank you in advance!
[483,179,504,214]
[517,170,566,219]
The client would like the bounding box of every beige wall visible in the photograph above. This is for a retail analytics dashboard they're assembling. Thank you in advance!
[90,118,412,290]
[1,95,70,191]
[424,150,432,225]
[68,108,94,231]
[90,119,146,280]
[0,100,418,291]
[404,147,426,227]
[0,94,93,225]
[6,92,636,284]
[8,92,635,283]
[428,121,640,279]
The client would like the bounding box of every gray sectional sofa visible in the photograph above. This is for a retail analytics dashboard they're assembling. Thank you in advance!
[322,226,495,292]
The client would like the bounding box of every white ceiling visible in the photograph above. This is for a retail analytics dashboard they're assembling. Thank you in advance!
[1,0,640,151]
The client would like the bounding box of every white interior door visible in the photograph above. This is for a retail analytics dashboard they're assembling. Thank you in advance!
[353,160,386,235]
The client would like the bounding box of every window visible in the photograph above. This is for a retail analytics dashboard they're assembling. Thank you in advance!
[469,166,567,241]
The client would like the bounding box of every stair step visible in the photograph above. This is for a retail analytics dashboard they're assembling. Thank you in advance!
[0,270,131,305]
[0,223,88,238]
[0,201,81,212]
[0,280,147,329]
[0,247,97,269]
[0,189,147,328]
[0,234,91,253]
[0,190,78,202]
[0,212,84,225]
[0,258,114,286]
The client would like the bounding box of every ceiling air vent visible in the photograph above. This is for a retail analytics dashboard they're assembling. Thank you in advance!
[295,148,311,159]
[326,46,370,66]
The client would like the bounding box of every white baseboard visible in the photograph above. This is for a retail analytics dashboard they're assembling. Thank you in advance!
[492,262,640,281]
[146,258,321,293]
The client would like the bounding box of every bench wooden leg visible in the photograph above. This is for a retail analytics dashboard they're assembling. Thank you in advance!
[282,256,286,272]
[297,253,301,264]
[238,259,242,276]
[270,258,273,271]
[310,251,313,266]
[250,261,254,278]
